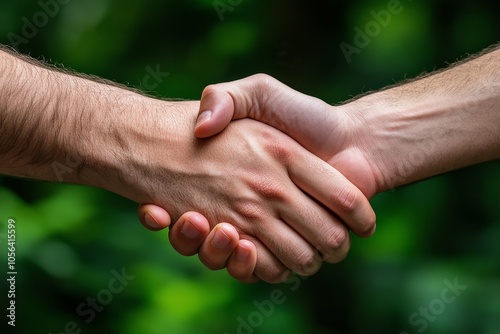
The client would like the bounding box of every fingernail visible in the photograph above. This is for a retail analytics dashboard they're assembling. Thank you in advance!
[196,110,212,128]
[212,228,231,249]
[235,247,250,262]
[144,212,159,229]
[181,221,201,239]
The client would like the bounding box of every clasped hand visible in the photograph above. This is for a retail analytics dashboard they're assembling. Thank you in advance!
[137,74,378,283]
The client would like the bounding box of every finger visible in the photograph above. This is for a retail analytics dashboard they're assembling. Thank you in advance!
[168,212,211,256]
[242,235,292,284]
[195,89,235,138]
[275,182,352,264]
[227,239,259,283]
[137,204,171,231]
[195,75,269,138]
[322,231,352,264]
[197,223,286,283]
[198,223,240,270]
[194,74,327,145]
[287,148,377,238]
[250,216,323,277]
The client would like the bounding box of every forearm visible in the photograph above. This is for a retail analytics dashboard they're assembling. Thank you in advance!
[0,48,68,179]
[345,46,500,192]
[0,47,181,200]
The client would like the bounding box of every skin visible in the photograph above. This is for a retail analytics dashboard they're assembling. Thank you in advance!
[140,44,500,282]
[0,46,375,283]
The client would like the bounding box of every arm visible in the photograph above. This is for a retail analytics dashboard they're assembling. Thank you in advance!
[0,47,375,283]
[343,47,500,191]
[141,45,499,275]
[193,45,500,195]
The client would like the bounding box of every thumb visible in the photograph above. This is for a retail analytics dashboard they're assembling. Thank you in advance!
[194,75,268,138]
[137,204,172,231]
[194,74,337,161]
[194,87,237,138]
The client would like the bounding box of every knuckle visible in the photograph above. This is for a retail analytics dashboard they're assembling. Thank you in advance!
[256,180,286,201]
[333,184,360,213]
[291,248,321,276]
[248,73,279,119]
[323,226,347,252]
[262,133,291,164]
[358,211,377,237]
[234,198,265,221]
[251,73,274,88]
[323,232,351,264]
[245,174,288,201]
[249,119,296,165]
[201,84,218,98]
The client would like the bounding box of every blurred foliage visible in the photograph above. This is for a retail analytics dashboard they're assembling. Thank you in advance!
[1,0,499,333]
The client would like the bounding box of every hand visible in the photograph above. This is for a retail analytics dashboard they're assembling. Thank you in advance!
[144,45,500,282]
[0,49,374,284]
[193,74,380,198]
[124,100,375,283]
[138,205,258,283]
[138,75,379,282]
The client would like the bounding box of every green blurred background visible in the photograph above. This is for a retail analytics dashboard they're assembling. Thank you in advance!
[1,0,499,333]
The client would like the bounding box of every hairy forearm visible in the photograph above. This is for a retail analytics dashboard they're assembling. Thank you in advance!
[0,48,173,196]
[345,46,500,192]
[0,49,115,185]
[0,49,68,177]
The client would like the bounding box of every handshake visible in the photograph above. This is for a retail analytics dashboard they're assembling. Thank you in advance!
[135,43,499,283]
[1,45,498,284]
[137,74,380,283]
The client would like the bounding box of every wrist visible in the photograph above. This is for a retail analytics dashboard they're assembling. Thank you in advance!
[329,101,386,197]
[341,87,455,192]
[341,92,415,192]
[77,91,199,204]
[342,56,500,193]
[0,49,200,204]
